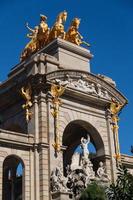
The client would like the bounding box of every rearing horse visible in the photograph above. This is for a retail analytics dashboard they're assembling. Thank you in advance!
[48,11,67,42]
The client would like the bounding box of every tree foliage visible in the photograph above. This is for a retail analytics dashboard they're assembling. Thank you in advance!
[107,165,133,200]
[80,182,107,200]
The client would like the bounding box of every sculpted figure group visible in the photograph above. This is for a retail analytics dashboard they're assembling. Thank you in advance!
[50,135,110,199]
[21,11,90,61]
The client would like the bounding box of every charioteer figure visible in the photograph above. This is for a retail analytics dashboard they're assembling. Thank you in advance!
[65,18,90,47]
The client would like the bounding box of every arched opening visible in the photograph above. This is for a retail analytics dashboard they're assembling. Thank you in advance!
[62,120,105,174]
[2,155,24,200]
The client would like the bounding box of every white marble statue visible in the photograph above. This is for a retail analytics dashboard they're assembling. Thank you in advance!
[82,159,95,187]
[97,161,109,182]
[51,168,60,191]
[81,135,90,159]
[70,152,81,171]
[51,166,68,192]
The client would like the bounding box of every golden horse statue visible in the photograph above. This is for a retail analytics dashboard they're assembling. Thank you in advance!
[48,11,67,43]
[66,18,90,47]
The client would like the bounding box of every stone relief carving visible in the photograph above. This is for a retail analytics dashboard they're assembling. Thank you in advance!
[54,76,111,100]
[47,70,127,105]
[50,135,109,199]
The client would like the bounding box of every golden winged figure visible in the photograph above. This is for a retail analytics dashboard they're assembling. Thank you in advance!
[50,84,65,99]
[110,98,122,115]
[21,85,32,108]
[20,84,33,122]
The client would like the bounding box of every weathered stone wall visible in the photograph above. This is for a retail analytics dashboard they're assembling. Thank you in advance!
[0,101,27,133]
[39,147,49,200]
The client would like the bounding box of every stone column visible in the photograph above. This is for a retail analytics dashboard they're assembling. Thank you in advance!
[38,92,48,144]
[106,110,117,182]
[39,146,49,200]
[33,95,40,200]
[38,92,50,200]
[30,149,34,200]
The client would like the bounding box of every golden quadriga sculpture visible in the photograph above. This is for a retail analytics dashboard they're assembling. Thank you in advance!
[20,11,90,61]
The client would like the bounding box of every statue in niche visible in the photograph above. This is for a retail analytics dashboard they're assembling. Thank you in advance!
[61,138,110,198]
[97,161,109,182]
[81,134,90,160]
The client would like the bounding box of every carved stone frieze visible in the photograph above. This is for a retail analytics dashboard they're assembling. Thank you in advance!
[54,77,111,100]
[46,70,127,105]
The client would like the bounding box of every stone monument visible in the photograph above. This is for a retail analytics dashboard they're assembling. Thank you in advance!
[0,11,133,200]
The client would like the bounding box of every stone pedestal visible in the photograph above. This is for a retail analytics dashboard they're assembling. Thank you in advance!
[42,38,93,72]
[8,38,93,79]
[51,191,72,200]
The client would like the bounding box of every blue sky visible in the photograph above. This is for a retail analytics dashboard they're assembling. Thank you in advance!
[0,0,133,155]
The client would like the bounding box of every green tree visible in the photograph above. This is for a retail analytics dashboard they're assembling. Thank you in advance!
[107,165,133,200]
[80,182,107,200]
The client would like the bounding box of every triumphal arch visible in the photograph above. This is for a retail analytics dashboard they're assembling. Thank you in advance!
[0,11,133,200]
